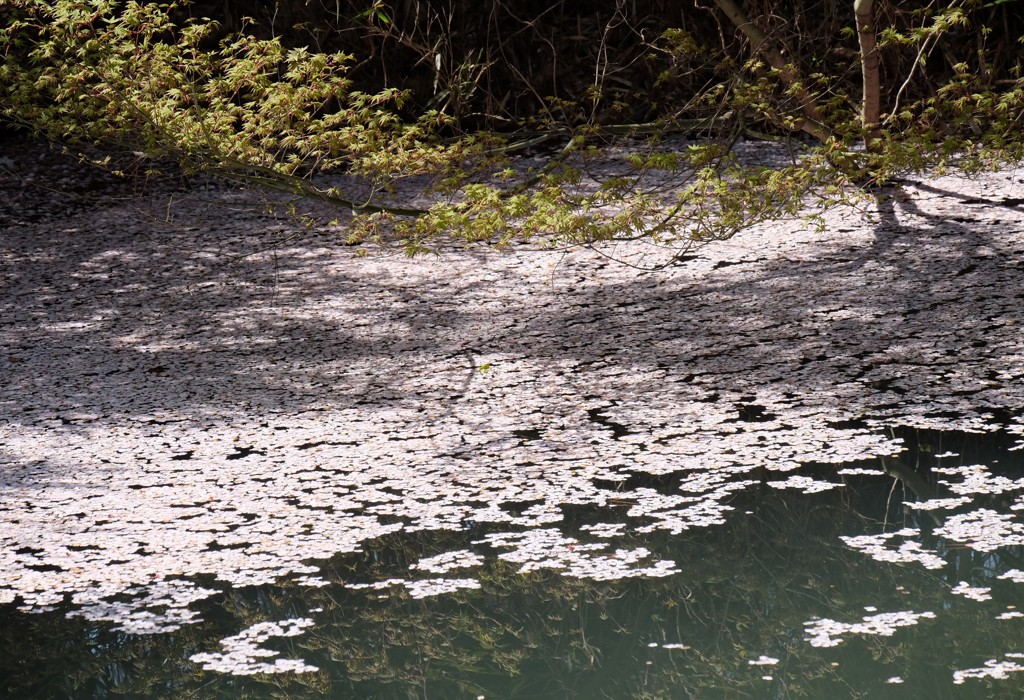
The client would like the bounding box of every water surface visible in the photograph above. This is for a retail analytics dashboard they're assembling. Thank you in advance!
[3,154,1024,698]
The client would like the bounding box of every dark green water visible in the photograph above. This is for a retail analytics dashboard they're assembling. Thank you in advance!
[4,427,1024,699]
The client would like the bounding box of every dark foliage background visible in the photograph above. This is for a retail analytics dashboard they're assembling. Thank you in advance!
[179,0,1024,130]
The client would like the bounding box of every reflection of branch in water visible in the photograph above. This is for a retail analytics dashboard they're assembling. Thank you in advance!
[879,454,941,528]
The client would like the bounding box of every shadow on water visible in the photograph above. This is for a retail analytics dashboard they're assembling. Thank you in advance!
[0,169,1021,483]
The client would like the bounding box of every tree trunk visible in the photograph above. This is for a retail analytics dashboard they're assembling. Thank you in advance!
[855,0,882,150]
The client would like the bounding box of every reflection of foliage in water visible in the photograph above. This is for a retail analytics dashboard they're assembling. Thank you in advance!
[6,430,1024,699]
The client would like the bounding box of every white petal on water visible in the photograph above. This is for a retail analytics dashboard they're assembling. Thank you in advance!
[293,576,330,588]
[836,468,886,476]
[840,532,946,570]
[411,550,486,574]
[767,476,842,494]
[905,497,972,511]
[935,510,1024,552]
[950,581,992,602]
[804,610,936,648]
[954,657,1024,684]
[579,523,627,538]
[404,578,482,599]
[477,529,679,580]
[936,465,1024,496]
[189,618,318,675]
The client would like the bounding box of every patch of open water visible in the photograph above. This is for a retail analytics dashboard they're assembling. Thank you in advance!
[2,144,1024,697]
